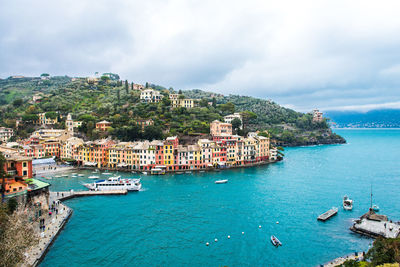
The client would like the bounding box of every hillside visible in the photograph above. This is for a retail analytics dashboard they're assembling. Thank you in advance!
[0,76,345,146]
[325,109,400,128]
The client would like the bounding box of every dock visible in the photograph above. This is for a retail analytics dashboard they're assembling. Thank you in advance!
[318,208,338,221]
[350,209,400,239]
[50,190,128,201]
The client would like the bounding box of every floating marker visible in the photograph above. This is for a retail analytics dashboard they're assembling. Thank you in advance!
[228,235,231,239]
[259,225,262,228]
[215,238,218,242]
[206,242,209,246]
[276,221,279,224]
[242,232,244,235]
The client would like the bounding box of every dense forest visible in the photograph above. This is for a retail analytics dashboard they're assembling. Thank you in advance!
[0,75,345,145]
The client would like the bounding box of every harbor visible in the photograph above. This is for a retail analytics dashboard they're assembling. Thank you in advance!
[21,130,400,266]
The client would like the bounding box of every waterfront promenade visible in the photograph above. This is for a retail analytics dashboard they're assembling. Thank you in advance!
[24,200,72,267]
[322,252,364,266]
[23,189,127,266]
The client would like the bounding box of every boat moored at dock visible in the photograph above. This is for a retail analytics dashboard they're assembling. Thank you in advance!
[84,176,142,191]
[318,207,338,221]
[215,179,228,184]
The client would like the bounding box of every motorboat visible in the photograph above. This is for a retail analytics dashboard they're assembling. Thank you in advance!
[88,175,100,179]
[78,174,85,177]
[142,171,148,175]
[270,235,282,247]
[102,172,112,175]
[343,195,353,210]
[215,179,228,184]
[84,176,141,191]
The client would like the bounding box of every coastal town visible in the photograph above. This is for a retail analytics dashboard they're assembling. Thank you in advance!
[1,77,397,267]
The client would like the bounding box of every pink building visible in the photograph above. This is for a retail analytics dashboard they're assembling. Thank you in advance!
[210,120,232,136]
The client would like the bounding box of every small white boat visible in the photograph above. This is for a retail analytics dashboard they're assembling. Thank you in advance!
[185,171,192,174]
[88,175,100,179]
[142,171,148,175]
[343,195,353,210]
[102,172,112,175]
[215,179,228,184]
[92,171,98,174]
[72,176,77,178]
[271,235,282,247]
[372,204,380,212]
[61,174,69,177]
[78,174,84,177]
[72,173,77,175]
[54,175,61,178]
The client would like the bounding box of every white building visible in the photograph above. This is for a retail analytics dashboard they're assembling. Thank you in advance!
[140,89,163,103]
[224,113,242,129]
[0,127,14,143]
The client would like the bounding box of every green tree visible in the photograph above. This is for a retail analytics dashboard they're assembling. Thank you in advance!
[212,97,217,108]
[125,80,129,94]
[366,237,400,266]
[240,111,257,130]
[0,152,6,201]
[12,99,23,107]
[143,125,163,141]
[231,118,242,134]
[45,111,58,119]
[117,88,121,104]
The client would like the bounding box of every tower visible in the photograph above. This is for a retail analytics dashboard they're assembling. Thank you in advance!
[66,113,74,136]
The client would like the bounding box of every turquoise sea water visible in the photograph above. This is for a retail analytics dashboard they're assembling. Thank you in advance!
[40,129,400,267]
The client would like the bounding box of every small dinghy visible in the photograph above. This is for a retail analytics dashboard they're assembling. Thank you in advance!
[215,179,228,184]
[78,174,84,177]
[102,172,112,175]
[61,174,69,177]
[270,235,282,247]
[142,171,148,175]
[54,175,61,178]
[88,175,100,179]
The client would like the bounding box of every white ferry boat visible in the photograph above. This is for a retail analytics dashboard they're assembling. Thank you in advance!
[84,176,142,191]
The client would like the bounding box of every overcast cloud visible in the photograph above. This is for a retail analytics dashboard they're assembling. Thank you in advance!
[1,0,400,112]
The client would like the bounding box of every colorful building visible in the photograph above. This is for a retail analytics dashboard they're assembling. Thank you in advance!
[96,120,112,131]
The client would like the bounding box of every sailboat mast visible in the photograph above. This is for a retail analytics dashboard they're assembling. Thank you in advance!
[370,184,373,209]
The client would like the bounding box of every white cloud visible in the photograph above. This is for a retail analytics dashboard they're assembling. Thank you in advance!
[1,0,400,111]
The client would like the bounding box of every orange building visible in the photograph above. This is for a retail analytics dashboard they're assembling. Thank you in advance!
[96,120,112,131]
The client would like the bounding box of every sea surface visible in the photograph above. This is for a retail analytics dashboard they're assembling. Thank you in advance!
[39,129,400,267]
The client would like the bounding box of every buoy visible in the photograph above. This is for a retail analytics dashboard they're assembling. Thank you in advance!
[259,225,262,228]
[215,238,218,242]
[276,221,279,224]
[228,235,231,239]
[242,232,245,235]
[206,242,209,246]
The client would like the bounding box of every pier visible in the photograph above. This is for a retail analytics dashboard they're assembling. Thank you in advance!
[50,190,128,201]
[350,209,400,239]
[317,208,338,221]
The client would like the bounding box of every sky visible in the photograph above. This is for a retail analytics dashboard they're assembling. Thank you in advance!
[1,0,400,112]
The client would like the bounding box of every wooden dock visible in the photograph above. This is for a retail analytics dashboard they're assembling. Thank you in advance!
[50,190,128,201]
[318,208,338,221]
